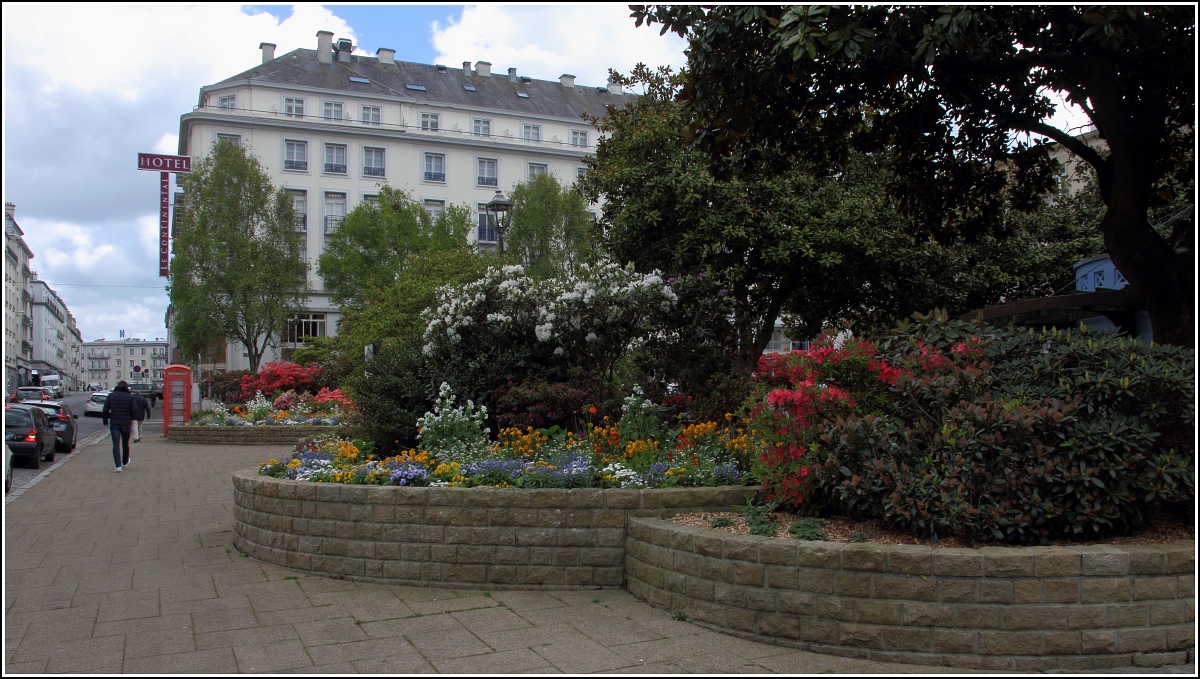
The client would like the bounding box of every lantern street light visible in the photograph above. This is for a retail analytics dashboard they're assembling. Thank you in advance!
[484,190,513,254]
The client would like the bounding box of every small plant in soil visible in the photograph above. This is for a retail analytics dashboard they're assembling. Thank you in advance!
[848,531,867,543]
[742,496,779,537]
[710,517,735,529]
[788,518,827,541]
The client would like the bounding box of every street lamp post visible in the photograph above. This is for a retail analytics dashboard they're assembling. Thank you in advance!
[484,190,513,254]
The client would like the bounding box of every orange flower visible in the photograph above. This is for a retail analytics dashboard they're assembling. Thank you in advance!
[588,406,597,414]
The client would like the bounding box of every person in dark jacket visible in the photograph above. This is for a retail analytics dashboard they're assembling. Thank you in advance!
[131,392,149,443]
[102,381,136,472]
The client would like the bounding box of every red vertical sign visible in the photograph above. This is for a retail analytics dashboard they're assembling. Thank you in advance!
[137,153,190,278]
[160,172,170,277]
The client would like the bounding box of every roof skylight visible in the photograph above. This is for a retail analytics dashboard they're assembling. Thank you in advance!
[406,84,426,91]
[349,76,370,84]
[516,91,529,98]
[463,85,476,92]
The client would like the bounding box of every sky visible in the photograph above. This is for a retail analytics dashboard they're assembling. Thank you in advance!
[1,3,690,344]
[2,4,1087,348]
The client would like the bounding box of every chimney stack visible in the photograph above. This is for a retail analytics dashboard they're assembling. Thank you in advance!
[462,61,472,76]
[474,60,491,77]
[259,42,276,64]
[607,78,623,95]
[4,202,14,221]
[336,38,352,62]
[559,73,575,88]
[377,48,395,66]
[507,67,517,83]
[317,30,333,63]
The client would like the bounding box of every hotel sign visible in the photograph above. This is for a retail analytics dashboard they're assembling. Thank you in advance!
[137,153,191,277]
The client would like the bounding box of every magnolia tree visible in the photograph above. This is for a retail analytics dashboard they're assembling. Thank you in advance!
[422,259,678,381]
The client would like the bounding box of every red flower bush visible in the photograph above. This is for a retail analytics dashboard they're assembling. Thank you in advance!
[239,362,325,400]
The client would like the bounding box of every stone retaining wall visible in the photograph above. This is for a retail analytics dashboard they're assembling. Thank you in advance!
[625,517,1195,671]
[168,425,343,445]
[232,470,752,589]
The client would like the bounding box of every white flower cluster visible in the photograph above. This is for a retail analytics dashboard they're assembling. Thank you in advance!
[600,462,645,489]
[622,384,656,416]
[416,382,491,464]
[420,257,678,363]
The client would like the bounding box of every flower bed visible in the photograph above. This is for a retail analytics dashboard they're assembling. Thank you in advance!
[188,389,352,427]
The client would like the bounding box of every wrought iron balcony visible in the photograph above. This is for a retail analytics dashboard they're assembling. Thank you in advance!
[324,215,344,234]
[477,225,498,243]
[424,172,445,182]
[295,213,307,231]
[324,163,347,174]
[284,159,307,171]
[363,167,385,177]
[477,176,498,187]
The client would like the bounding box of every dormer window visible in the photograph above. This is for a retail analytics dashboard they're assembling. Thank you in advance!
[421,113,440,132]
[218,95,236,110]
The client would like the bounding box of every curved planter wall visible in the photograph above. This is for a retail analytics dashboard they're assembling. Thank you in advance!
[232,470,752,589]
[625,517,1195,671]
[169,425,343,445]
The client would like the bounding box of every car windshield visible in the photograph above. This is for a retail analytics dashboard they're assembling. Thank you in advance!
[5,410,33,428]
[91,394,108,402]
[33,406,61,418]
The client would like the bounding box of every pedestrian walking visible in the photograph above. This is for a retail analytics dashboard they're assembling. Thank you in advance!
[102,380,136,472]
[131,391,150,442]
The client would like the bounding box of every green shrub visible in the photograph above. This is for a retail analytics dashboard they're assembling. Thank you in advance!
[788,518,826,541]
[750,312,1194,544]
[710,516,735,528]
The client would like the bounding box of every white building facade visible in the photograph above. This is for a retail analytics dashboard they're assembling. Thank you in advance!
[82,339,170,391]
[175,32,627,372]
[29,275,85,390]
[5,203,37,393]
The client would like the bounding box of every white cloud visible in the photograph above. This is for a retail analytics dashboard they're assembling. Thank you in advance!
[431,4,688,88]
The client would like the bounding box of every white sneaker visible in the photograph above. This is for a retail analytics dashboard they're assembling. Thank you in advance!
[114,467,122,473]
[124,461,131,468]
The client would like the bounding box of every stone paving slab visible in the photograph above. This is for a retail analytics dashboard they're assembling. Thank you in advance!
[5,431,1195,674]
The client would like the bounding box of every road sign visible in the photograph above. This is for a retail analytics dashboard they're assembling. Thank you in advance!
[133,366,142,373]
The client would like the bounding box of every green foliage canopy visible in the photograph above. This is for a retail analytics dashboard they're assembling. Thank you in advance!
[504,173,599,279]
[631,5,1195,346]
[168,140,307,373]
[317,186,473,306]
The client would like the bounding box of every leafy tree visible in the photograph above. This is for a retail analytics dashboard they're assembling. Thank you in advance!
[504,173,599,279]
[317,186,474,305]
[168,140,307,373]
[631,5,1195,346]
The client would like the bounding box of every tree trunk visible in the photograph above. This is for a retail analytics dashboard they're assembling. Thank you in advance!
[1099,177,1195,348]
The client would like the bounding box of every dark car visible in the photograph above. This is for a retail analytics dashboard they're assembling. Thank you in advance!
[20,400,79,453]
[9,386,52,403]
[4,404,56,468]
[129,383,158,408]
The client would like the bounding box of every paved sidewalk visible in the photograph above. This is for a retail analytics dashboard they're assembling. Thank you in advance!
[0,432,1187,674]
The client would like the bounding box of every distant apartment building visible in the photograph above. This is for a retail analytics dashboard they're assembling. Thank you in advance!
[5,202,36,393]
[83,339,169,391]
[29,274,85,390]
[173,32,628,372]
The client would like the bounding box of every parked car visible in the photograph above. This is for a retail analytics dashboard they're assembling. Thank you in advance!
[9,386,52,403]
[5,444,12,494]
[84,391,112,417]
[4,404,56,468]
[20,400,78,453]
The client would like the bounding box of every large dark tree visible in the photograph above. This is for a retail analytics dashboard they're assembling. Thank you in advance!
[632,5,1195,346]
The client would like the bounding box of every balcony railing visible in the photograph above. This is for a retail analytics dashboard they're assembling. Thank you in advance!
[324,215,344,234]
[477,176,498,187]
[363,167,385,177]
[324,163,347,174]
[295,213,307,231]
[424,172,445,182]
[190,104,599,151]
[478,225,498,243]
[284,159,307,171]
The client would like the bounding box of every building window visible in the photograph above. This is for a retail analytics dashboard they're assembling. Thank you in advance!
[570,130,588,147]
[361,105,381,125]
[522,124,541,142]
[218,94,236,110]
[284,97,304,117]
[285,314,326,343]
[424,199,445,222]
[324,193,346,234]
[576,166,588,180]
[363,147,385,177]
[288,190,307,231]
[477,158,498,187]
[284,140,307,171]
[477,205,497,243]
[322,101,344,121]
[217,134,241,147]
[421,112,440,131]
[116,359,122,367]
[472,118,491,137]
[528,163,548,180]
[424,153,445,182]
[324,144,347,174]
[363,194,379,206]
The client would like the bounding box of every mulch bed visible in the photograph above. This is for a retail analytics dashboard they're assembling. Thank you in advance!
[669,509,1194,548]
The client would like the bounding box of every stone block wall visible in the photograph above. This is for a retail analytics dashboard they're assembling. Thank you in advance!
[168,425,343,445]
[625,517,1195,671]
[232,470,754,589]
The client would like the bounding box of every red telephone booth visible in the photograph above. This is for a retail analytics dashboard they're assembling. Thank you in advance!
[163,364,193,435]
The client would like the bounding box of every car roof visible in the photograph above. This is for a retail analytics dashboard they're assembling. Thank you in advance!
[5,403,45,416]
